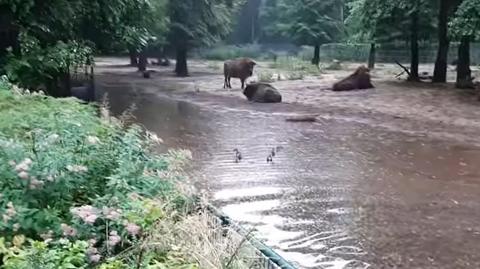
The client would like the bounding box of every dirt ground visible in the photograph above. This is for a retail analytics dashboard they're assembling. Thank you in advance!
[96,57,480,146]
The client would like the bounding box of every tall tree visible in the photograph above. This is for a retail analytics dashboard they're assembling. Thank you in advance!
[262,0,344,66]
[259,0,290,43]
[119,0,157,70]
[345,0,379,68]
[168,0,241,76]
[449,0,480,88]
[149,0,170,62]
[230,0,262,43]
[432,0,453,82]
[0,0,162,57]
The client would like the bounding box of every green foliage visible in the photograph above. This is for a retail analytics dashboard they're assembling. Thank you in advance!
[4,33,93,94]
[149,0,171,48]
[168,0,244,48]
[344,0,371,42]
[261,0,344,46]
[346,0,436,43]
[122,27,154,52]
[1,0,168,58]
[449,0,480,40]
[0,238,89,269]
[0,84,196,267]
[115,0,165,52]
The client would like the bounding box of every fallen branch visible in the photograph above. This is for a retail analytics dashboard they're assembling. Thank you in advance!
[394,60,411,79]
[285,115,317,122]
[395,70,406,79]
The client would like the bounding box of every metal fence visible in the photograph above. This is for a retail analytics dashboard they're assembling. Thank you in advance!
[205,204,297,269]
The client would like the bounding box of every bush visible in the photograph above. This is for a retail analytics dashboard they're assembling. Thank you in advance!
[0,84,195,268]
[0,238,90,269]
[4,32,93,96]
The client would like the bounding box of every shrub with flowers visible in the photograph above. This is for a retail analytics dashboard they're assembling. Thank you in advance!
[0,84,198,268]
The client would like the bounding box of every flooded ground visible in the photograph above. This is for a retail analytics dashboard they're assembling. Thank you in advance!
[95,57,480,269]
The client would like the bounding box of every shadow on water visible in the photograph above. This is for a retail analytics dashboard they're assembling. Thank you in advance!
[96,67,480,269]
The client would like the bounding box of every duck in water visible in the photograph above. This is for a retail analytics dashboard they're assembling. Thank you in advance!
[233,148,242,163]
[271,147,276,157]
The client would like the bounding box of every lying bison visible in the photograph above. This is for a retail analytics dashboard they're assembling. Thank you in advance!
[243,83,282,103]
[224,58,257,89]
[332,66,374,91]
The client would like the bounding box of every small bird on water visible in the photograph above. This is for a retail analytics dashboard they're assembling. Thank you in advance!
[267,154,273,163]
[271,147,276,157]
[233,148,242,163]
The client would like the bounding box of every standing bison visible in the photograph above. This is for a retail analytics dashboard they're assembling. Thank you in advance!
[223,58,257,89]
[332,65,374,91]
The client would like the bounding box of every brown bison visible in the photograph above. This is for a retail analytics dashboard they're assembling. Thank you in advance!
[224,58,257,89]
[332,65,374,91]
[243,83,282,103]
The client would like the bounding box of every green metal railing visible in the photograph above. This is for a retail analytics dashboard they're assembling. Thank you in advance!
[206,204,297,269]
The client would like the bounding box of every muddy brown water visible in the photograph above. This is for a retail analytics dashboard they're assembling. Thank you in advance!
[96,59,480,269]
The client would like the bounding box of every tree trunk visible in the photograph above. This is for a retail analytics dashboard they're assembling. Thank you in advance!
[175,47,188,77]
[433,0,450,83]
[129,48,138,66]
[368,43,376,69]
[456,36,473,89]
[138,50,147,72]
[409,9,419,81]
[156,47,164,63]
[312,44,320,66]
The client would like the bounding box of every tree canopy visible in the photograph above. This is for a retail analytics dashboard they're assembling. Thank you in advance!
[0,0,166,95]
[168,0,243,76]
[449,0,480,39]
[261,0,344,65]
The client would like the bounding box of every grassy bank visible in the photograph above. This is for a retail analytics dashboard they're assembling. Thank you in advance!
[0,78,253,269]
